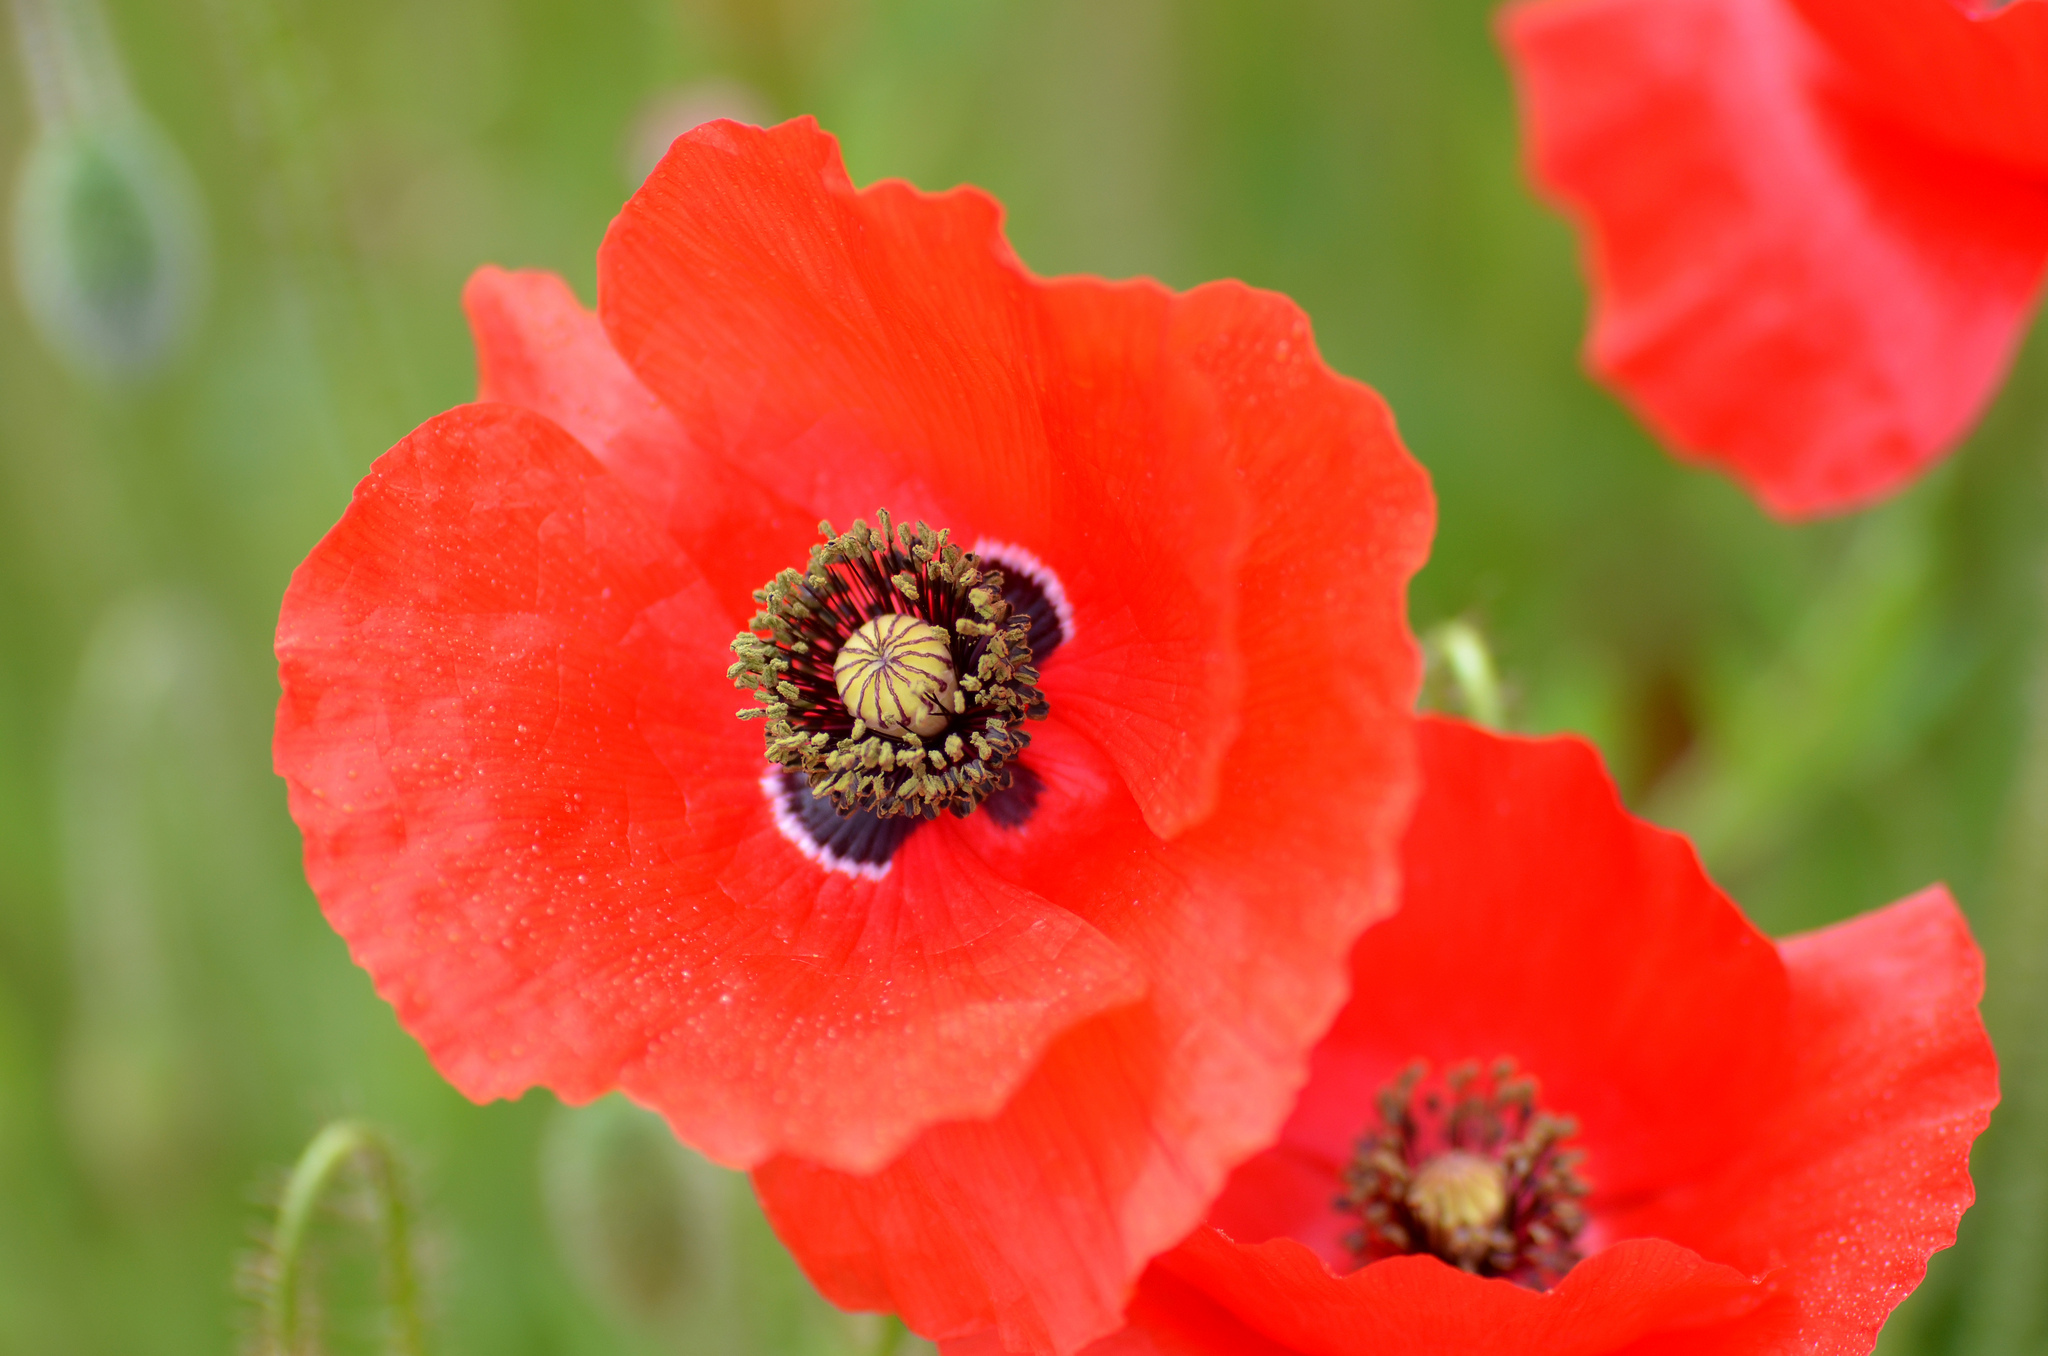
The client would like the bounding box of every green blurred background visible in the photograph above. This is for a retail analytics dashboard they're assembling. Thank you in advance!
[2,0,2045,1351]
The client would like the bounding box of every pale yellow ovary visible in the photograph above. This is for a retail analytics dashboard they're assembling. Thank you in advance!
[833,613,958,738]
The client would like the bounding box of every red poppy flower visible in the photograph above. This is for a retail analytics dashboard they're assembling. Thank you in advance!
[1501,0,2048,518]
[272,118,1433,1353]
[1014,717,1995,1356]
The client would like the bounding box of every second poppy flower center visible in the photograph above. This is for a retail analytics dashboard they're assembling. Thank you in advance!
[731,511,1048,821]
[1338,1059,1589,1289]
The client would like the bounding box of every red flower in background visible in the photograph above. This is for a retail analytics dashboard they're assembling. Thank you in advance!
[1023,718,1996,1356]
[1502,0,2048,518]
[273,118,1433,1354]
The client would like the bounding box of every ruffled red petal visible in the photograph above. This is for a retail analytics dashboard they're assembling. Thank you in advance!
[273,403,1147,1171]
[1089,719,1992,1356]
[1502,0,2048,517]
[942,1267,1297,1356]
[1605,887,1996,1355]
[1785,0,2048,177]
[752,278,1431,1355]
[597,117,1249,840]
[1142,1232,1762,1356]
[462,266,817,622]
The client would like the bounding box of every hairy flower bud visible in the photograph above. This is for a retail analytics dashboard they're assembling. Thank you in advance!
[13,119,207,381]
[9,0,207,381]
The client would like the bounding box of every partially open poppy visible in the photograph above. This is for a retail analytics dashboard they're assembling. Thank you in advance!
[1025,718,1995,1356]
[272,118,1433,1353]
[1502,0,2048,518]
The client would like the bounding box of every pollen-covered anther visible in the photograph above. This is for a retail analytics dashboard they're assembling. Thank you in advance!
[1338,1058,1589,1289]
[729,510,1050,821]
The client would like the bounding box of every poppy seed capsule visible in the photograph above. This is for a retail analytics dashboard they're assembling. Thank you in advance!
[1407,1151,1508,1251]
[833,614,956,738]
[12,119,208,382]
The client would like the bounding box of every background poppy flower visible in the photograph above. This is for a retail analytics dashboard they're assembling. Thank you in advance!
[1024,717,1996,1356]
[1501,0,2048,518]
[272,118,1434,1354]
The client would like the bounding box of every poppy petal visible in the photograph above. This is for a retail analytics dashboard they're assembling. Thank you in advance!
[1784,0,2048,176]
[461,265,819,622]
[1146,1230,1763,1356]
[274,402,1146,1172]
[464,265,674,484]
[1089,1266,1297,1356]
[1502,0,2048,517]
[597,117,1247,839]
[1604,886,1996,1355]
[945,1265,1295,1356]
[752,283,1431,1356]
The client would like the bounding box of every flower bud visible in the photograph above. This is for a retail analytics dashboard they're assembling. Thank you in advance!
[13,116,207,382]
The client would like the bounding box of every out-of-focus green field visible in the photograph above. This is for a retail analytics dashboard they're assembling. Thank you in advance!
[1,2,2043,1352]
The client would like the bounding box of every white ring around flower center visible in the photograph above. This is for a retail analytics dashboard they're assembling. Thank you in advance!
[760,770,893,880]
[971,538,1075,649]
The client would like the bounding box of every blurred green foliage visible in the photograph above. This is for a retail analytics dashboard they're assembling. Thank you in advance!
[0,0,2043,1352]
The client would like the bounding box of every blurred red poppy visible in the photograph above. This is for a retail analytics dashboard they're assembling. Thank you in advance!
[1014,718,1995,1356]
[1502,0,2048,518]
[272,118,1433,1353]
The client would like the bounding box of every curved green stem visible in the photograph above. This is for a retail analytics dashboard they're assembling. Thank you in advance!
[262,1119,427,1356]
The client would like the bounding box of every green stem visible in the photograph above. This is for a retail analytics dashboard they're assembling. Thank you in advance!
[8,0,133,128]
[262,1119,428,1356]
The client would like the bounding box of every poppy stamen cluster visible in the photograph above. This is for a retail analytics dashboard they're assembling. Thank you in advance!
[1338,1059,1588,1288]
[729,510,1048,820]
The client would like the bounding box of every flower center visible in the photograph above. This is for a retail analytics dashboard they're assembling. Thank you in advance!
[1338,1059,1588,1288]
[731,511,1048,820]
